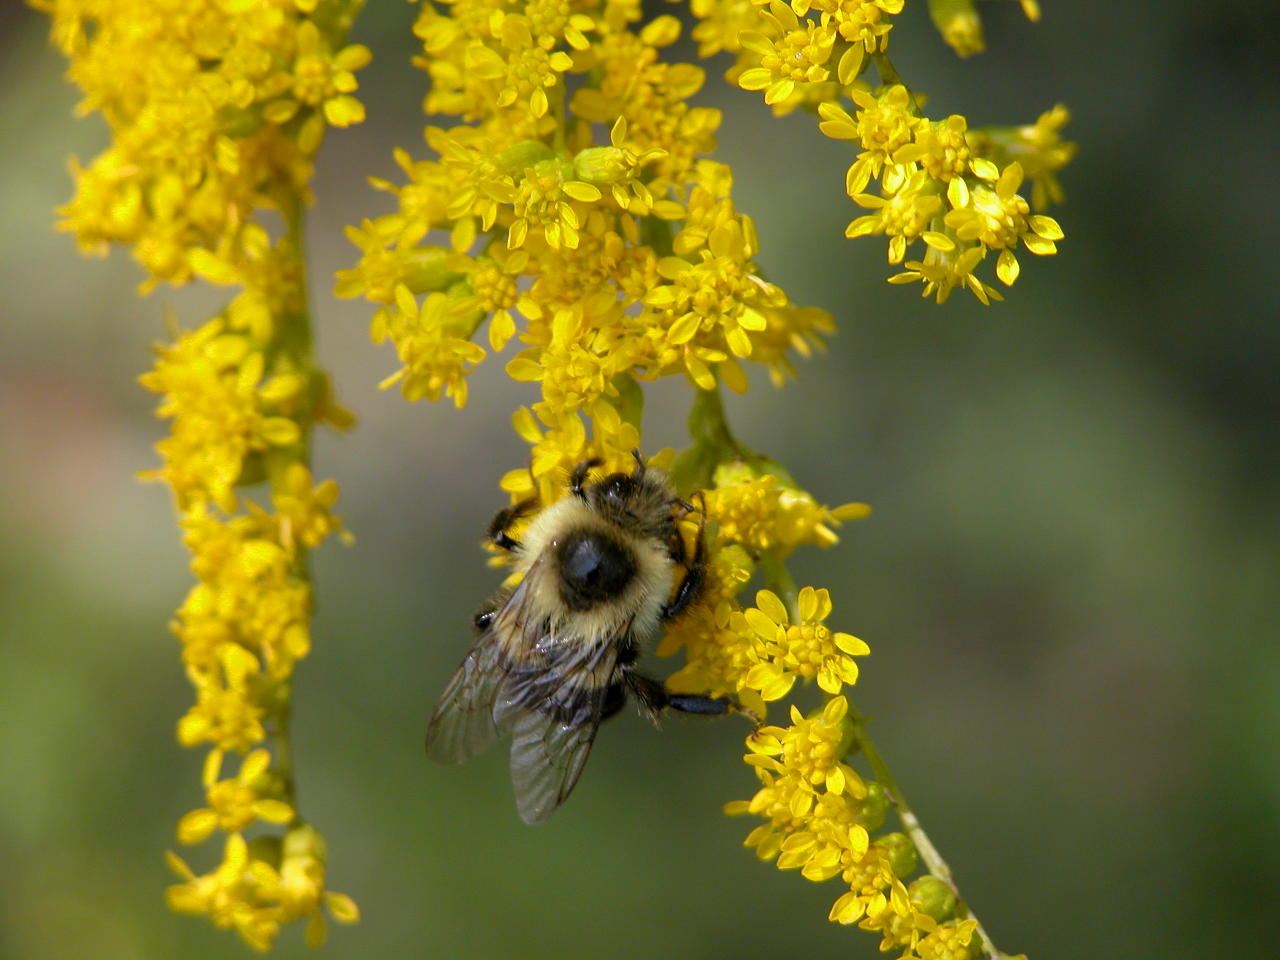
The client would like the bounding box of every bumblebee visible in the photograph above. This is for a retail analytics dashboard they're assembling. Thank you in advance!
[425,452,731,823]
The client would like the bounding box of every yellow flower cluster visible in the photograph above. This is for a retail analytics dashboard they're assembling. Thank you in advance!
[338,2,834,491]
[38,0,370,292]
[38,0,367,949]
[653,460,984,950]
[693,0,1074,303]
[335,2,1051,954]
[728,695,982,956]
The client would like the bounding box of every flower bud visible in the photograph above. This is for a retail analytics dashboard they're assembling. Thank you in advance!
[855,782,888,831]
[875,831,919,878]
[908,874,957,922]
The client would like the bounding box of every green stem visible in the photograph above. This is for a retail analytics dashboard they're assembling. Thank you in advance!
[267,194,316,810]
[870,53,924,115]
[671,383,768,495]
[688,378,1013,956]
[848,704,1007,960]
[759,547,800,623]
[551,77,567,154]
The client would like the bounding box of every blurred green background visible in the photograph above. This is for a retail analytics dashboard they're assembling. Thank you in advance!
[3,1,1277,958]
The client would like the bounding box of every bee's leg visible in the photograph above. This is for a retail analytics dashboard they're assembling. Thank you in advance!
[569,458,604,500]
[623,670,732,721]
[599,681,627,722]
[661,493,707,622]
[486,497,537,552]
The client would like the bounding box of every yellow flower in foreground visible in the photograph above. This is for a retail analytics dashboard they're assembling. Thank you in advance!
[741,587,870,700]
[737,4,835,106]
[747,697,865,798]
[166,826,359,952]
[177,749,294,845]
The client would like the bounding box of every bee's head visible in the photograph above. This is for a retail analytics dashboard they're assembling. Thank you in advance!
[595,472,639,513]
[572,452,676,538]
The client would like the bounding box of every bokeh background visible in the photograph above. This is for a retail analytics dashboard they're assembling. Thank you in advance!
[2,1,1277,958]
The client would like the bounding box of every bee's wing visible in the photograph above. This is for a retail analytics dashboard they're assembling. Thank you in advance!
[425,626,505,765]
[492,581,623,824]
[504,676,612,824]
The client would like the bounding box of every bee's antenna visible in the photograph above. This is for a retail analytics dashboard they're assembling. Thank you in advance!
[630,448,646,478]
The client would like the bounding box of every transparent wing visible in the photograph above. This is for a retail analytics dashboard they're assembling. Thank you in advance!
[504,681,608,824]
[425,627,504,765]
[495,628,621,824]
[429,554,626,821]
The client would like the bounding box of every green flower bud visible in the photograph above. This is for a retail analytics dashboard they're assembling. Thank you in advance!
[908,874,957,922]
[875,831,919,878]
[401,247,460,295]
[497,140,555,173]
[573,145,626,183]
[855,782,888,832]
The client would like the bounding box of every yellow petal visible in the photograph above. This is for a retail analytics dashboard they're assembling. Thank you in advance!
[176,809,217,845]
[755,589,789,625]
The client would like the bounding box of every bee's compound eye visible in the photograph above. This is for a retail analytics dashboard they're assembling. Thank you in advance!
[557,531,635,609]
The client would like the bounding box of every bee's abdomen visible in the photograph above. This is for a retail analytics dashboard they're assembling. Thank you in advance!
[555,529,635,610]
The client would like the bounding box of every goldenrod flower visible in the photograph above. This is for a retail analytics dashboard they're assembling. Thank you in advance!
[177,749,294,846]
[928,0,984,58]
[265,21,372,128]
[322,3,1059,956]
[846,171,945,264]
[943,161,1064,287]
[737,3,835,106]
[40,0,366,947]
[747,698,865,799]
[165,826,358,952]
[374,287,487,407]
[741,587,870,700]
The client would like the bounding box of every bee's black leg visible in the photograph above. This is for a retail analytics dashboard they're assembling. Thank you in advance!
[569,458,604,500]
[623,671,732,721]
[487,497,537,552]
[600,681,627,722]
[661,492,706,623]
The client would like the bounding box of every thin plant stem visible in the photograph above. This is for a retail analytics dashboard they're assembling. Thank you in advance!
[697,381,1011,959]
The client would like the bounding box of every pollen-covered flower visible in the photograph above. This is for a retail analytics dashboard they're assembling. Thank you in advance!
[374,287,487,407]
[705,472,867,553]
[265,21,372,128]
[740,587,869,699]
[846,170,945,264]
[747,697,865,798]
[737,3,836,106]
[821,85,921,192]
[943,161,1064,287]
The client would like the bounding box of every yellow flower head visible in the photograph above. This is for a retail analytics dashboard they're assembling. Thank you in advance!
[741,587,870,700]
